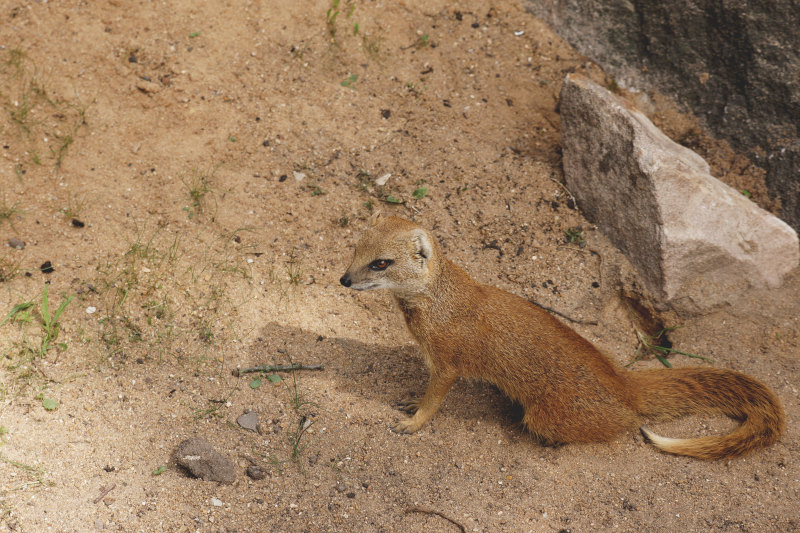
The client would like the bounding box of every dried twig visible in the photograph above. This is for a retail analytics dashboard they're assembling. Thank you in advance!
[528,300,598,326]
[406,505,466,532]
[93,483,116,504]
[233,363,324,377]
[549,177,575,203]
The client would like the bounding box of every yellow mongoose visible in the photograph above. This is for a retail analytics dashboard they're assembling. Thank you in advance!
[340,213,785,460]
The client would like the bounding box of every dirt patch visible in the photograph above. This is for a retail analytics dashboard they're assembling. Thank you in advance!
[1,1,797,532]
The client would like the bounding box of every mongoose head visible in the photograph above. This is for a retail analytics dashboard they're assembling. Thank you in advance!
[340,212,438,297]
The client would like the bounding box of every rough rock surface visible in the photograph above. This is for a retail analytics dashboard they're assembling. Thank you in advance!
[236,410,258,432]
[560,74,799,314]
[523,0,800,233]
[174,437,236,484]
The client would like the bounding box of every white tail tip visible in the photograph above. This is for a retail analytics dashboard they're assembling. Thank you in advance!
[640,425,686,450]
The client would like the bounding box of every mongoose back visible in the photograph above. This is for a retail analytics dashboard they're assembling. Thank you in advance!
[339,213,785,460]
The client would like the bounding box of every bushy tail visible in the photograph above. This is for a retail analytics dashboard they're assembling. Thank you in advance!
[628,368,784,460]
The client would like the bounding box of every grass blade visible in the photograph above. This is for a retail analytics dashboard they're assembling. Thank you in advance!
[41,285,51,326]
[51,295,74,323]
[0,301,34,326]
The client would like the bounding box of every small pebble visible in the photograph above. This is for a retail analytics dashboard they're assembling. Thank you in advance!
[246,465,266,480]
[8,237,25,250]
[237,411,259,432]
[210,497,223,507]
[86,306,97,314]
[136,79,161,94]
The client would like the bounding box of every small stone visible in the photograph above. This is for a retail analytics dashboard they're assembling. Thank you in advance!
[246,465,266,480]
[293,171,306,182]
[86,306,97,314]
[136,79,161,94]
[8,238,25,250]
[94,519,104,530]
[210,497,223,507]
[380,109,391,119]
[236,411,258,432]
[375,173,392,186]
[174,437,236,484]
[71,218,85,228]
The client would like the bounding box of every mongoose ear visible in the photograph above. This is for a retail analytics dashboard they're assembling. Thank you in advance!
[368,210,384,227]
[411,228,433,264]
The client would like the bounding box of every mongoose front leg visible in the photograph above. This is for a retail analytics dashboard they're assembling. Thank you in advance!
[392,369,457,434]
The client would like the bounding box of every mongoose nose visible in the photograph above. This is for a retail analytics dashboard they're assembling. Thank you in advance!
[340,275,352,287]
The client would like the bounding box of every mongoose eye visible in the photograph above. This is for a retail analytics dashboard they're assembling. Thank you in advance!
[370,259,393,271]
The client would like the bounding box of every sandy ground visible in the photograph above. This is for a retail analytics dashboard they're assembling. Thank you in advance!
[0,1,798,532]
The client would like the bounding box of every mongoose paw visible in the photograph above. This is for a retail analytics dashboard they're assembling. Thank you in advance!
[392,417,422,434]
[395,399,421,414]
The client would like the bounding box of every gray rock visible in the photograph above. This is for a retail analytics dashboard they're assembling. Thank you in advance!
[8,238,25,250]
[524,0,800,233]
[174,437,235,484]
[236,410,258,432]
[560,75,799,314]
[246,464,266,480]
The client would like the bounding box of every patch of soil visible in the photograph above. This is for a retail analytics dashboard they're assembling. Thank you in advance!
[1,1,797,532]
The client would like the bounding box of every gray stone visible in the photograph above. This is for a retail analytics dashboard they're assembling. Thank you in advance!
[246,464,266,480]
[523,0,800,233]
[560,75,799,314]
[236,410,258,432]
[8,238,25,250]
[174,437,235,484]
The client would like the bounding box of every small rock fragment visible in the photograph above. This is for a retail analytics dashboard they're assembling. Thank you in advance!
[174,437,235,484]
[236,410,259,432]
[293,171,306,182]
[246,465,266,480]
[375,173,392,186]
[8,238,25,250]
[210,497,223,507]
[136,79,161,94]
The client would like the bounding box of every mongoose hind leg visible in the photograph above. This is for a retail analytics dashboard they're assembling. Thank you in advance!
[393,369,457,434]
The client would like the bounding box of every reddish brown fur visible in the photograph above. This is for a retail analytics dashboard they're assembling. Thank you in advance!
[340,215,785,459]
